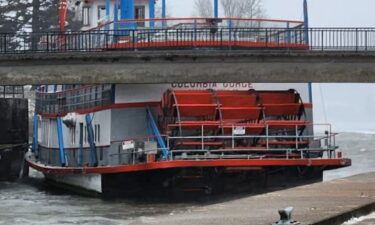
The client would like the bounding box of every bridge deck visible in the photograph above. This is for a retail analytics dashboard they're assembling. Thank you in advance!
[1,50,375,84]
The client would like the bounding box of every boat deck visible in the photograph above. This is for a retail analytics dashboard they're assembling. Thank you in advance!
[26,154,351,175]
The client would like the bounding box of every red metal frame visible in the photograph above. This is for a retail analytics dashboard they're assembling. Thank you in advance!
[91,17,305,31]
[108,41,309,51]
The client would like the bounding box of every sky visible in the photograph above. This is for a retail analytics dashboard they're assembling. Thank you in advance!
[162,0,375,133]
[166,0,375,27]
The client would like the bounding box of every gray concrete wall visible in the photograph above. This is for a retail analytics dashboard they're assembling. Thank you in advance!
[2,51,375,84]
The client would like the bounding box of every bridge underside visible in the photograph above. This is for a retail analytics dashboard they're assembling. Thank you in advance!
[1,51,375,84]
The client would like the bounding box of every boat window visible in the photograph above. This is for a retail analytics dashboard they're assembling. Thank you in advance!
[84,125,87,144]
[94,124,97,143]
[98,124,100,143]
[71,127,75,145]
[79,123,83,147]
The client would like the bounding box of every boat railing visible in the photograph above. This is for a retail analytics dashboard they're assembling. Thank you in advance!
[166,123,339,160]
[109,123,341,166]
[0,86,24,98]
[35,84,113,115]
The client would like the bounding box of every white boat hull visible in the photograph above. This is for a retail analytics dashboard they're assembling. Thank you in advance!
[45,173,102,194]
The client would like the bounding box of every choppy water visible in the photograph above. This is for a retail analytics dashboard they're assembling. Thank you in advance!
[0,177,196,225]
[324,132,375,181]
[0,132,374,225]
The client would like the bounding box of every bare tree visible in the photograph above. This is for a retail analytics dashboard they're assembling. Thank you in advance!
[220,0,263,18]
[194,0,213,17]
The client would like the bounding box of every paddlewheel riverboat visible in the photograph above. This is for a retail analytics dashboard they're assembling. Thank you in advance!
[25,1,350,195]
[26,83,351,195]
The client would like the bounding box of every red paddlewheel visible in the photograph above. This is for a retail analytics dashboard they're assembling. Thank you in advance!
[158,89,308,151]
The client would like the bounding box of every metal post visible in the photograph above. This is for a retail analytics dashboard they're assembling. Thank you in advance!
[46,33,49,52]
[85,114,98,167]
[201,125,204,150]
[79,122,84,166]
[194,19,197,42]
[303,0,309,44]
[56,117,66,167]
[162,0,166,28]
[149,0,155,28]
[321,30,324,51]
[232,124,235,149]
[167,136,170,159]
[3,34,6,53]
[356,28,359,52]
[365,30,368,51]
[286,22,291,44]
[214,0,218,18]
[228,20,233,49]
[266,124,269,150]
[32,114,39,154]
[296,125,302,159]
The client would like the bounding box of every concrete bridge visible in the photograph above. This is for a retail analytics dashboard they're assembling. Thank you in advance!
[1,50,375,85]
[2,26,375,85]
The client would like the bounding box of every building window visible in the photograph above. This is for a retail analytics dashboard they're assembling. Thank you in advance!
[135,5,145,27]
[83,6,91,26]
[97,5,106,22]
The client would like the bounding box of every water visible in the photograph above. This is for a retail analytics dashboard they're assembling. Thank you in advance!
[0,132,374,225]
[342,212,375,225]
[0,175,195,225]
[324,132,375,181]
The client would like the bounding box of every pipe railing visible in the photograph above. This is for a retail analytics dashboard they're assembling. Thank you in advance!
[166,123,338,160]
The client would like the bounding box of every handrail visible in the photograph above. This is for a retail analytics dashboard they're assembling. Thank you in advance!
[166,123,338,160]
[4,28,375,53]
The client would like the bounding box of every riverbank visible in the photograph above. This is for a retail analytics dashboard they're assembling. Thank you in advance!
[131,172,375,225]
